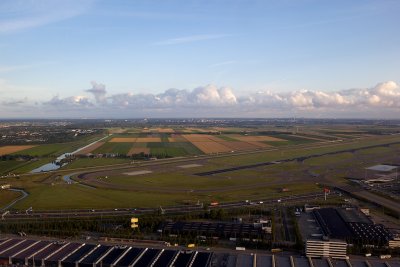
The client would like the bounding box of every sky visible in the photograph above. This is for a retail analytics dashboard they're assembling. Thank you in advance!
[0,0,399,119]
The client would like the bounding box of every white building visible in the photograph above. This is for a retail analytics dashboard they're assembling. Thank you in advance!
[305,239,347,259]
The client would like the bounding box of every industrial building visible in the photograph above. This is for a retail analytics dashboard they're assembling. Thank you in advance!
[302,207,396,258]
[305,239,347,259]
[160,221,270,240]
[0,238,212,267]
[312,208,393,245]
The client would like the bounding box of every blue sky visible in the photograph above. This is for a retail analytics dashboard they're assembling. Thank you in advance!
[0,0,400,118]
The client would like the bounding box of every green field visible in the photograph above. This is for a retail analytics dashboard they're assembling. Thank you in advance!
[265,134,318,146]
[2,127,400,210]
[0,158,61,175]
[0,190,21,208]
[64,158,133,169]
[92,142,132,154]
[304,152,354,166]
[5,176,321,210]
[146,142,202,157]
[0,160,26,174]
[15,143,73,157]
[12,134,106,157]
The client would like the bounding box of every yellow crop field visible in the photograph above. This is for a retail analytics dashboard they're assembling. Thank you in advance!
[182,134,217,142]
[136,137,161,142]
[154,128,174,133]
[191,141,232,153]
[0,145,36,155]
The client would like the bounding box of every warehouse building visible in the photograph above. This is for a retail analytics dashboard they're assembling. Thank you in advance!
[0,238,212,267]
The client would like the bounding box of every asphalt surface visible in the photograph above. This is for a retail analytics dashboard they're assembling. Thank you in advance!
[2,192,331,220]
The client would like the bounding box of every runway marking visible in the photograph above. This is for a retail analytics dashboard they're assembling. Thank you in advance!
[178,164,202,169]
[123,170,152,176]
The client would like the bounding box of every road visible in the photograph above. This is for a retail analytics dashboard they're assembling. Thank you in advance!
[2,192,332,220]
[4,134,400,219]
[333,185,400,215]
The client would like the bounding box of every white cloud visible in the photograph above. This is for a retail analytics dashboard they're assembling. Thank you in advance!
[43,95,92,108]
[1,81,400,118]
[86,81,107,103]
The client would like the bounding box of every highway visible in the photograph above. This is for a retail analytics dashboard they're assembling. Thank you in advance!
[333,185,400,215]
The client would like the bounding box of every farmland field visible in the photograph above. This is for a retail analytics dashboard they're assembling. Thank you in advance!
[64,158,133,169]
[190,141,232,153]
[0,145,36,155]
[92,142,132,154]
[109,137,137,142]
[127,147,150,156]
[2,123,400,211]
[75,142,105,155]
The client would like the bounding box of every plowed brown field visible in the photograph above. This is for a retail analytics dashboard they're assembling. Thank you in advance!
[127,147,150,156]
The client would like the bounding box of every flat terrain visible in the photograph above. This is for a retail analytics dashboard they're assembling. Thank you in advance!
[1,125,400,211]
[0,190,21,208]
[0,145,36,155]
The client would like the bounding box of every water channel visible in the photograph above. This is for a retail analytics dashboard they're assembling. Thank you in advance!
[30,135,110,173]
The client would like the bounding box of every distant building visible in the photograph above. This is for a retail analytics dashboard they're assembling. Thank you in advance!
[389,237,400,248]
[305,239,347,259]
[0,184,10,189]
[304,204,320,213]
[312,208,392,245]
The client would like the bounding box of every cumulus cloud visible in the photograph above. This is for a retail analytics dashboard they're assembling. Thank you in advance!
[1,81,400,118]
[44,95,92,108]
[86,81,107,103]
[104,84,237,109]
[238,81,400,112]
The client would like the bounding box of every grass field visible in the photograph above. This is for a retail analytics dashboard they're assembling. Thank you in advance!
[211,135,400,166]
[146,142,203,156]
[0,158,54,174]
[0,160,26,174]
[304,152,354,166]
[11,134,107,157]
[356,146,393,155]
[13,143,72,157]
[266,134,318,146]
[64,158,133,169]
[7,177,321,210]
[92,142,132,154]
[0,190,21,209]
[3,127,400,210]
